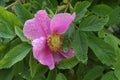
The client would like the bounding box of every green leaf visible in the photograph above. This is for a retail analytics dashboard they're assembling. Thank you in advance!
[114,70,120,80]
[57,5,66,12]
[65,23,75,38]
[29,54,39,78]
[0,43,31,69]
[98,30,120,70]
[0,42,9,60]
[91,4,113,16]
[114,49,120,70]
[13,61,25,76]
[73,1,90,22]
[63,0,68,3]
[102,0,119,8]
[15,26,30,43]
[92,5,120,26]
[114,49,120,72]
[73,30,88,63]
[46,69,57,80]
[0,69,14,80]
[98,30,120,49]
[0,7,22,27]
[56,73,67,80]
[76,63,87,80]
[57,57,78,69]
[79,15,109,31]
[88,36,116,66]
[83,66,104,80]
[101,71,118,80]
[46,8,55,18]
[29,54,48,78]
[107,7,120,26]
[0,0,9,6]
[9,38,22,49]
[49,0,58,8]
[63,24,75,51]
[0,38,21,61]
[14,1,32,23]
[0,6,22,38]
[0,20,15,38]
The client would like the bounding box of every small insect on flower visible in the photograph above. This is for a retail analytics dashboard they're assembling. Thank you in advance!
[23,10,76,70]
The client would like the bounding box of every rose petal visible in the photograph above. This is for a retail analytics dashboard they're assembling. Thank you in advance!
[53,52,65,64]
[50,13,76,34]
[35,10,51,35]
[32,37,55,70]
[23,10,51,40]
[60,48,75,58]
[23,18,46,40]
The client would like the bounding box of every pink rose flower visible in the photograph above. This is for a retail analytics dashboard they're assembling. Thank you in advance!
[23,10,76,70]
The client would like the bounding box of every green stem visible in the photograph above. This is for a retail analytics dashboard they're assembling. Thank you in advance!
[5,0,18,9]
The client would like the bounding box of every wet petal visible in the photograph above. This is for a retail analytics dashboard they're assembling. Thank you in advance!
[32,37,55,70]
[23,18,46,40]
[50,13,76,34]
[61,48,75,58]
[35,10,51,35]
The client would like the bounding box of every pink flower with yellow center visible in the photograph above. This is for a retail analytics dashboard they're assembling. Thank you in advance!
[23,10,76,70]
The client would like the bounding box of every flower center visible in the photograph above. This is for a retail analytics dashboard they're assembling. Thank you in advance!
[47,33,63,52]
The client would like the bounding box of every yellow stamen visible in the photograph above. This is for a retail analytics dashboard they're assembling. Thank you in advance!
[47,33,63,52]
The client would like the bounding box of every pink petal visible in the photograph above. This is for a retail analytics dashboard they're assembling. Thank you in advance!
[50,13,76,34]
[23,18,46,40]
[61,48,75,58]
[35,10,51,35]
[32,37,55,70]
[53,52,65,64]
[23,10,51,40]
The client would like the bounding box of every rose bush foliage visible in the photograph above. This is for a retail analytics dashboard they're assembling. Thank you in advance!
[0,0,120,80]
